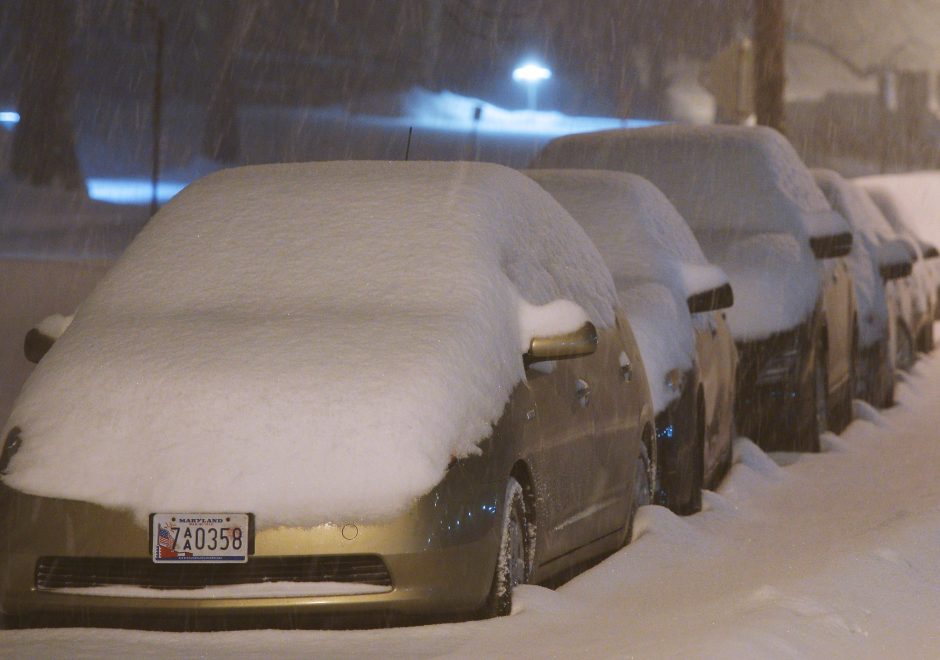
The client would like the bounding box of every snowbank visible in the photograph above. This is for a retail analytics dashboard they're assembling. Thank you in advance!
[531,126,839,339]
[526,169,726,411]
[2,161,618,527]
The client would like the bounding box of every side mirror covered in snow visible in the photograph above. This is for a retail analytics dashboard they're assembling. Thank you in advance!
[24,329,54,365]
[880,261,913,281]
[809,232,853,260]
[525,322,598,366]
[687,282,734,314]
[24,313,73,364]
[877,239,914,281]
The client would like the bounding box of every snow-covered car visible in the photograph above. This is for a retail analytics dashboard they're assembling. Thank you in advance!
[857,175,940,347]
[813,170,914,405]
[0,161,657,628]
[526,169,736,515]
[532,125,857,452]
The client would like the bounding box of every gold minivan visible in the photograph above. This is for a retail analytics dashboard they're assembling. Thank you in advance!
[1,161,655,629]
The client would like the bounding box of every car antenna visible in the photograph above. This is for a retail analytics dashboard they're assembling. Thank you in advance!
[404,126,414,161]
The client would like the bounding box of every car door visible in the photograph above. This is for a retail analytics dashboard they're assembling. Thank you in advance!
[523,348,597,564]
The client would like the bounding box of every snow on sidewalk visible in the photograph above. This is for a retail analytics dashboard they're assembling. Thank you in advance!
[4,343,940,657]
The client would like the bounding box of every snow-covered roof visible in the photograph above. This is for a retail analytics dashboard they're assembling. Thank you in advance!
[525,169,727,411]
[532,125,849,241]
[855,173,940,317]
[855,173,940,249]
[532,126,836,340]
[2,161,619,527]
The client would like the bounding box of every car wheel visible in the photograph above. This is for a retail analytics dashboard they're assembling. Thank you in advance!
[483,477,530,618]
[917,322,935,353]
[834,325,857,432]
[897,323,915,371]
[626,442,651,544]
[680,396,705,515]
[814,343,830,441]
[715,417,735,488]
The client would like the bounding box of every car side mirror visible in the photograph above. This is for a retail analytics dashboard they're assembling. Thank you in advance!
[524,322,598,366]
[687,282,734,314]
[880,261,913,280]
[23,313,73,364]
[809,231,853,260]
[24,329,55,364]
[876,239,914,281]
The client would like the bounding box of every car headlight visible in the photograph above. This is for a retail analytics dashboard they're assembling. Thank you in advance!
[755,347,800,386]
[0,427,22,474]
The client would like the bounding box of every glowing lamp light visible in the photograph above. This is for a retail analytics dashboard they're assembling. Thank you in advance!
[512,63,552,83]
[0,110,20,128]
[512,63,551,110]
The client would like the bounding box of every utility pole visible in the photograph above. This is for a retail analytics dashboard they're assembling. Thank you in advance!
[753,0,786,133]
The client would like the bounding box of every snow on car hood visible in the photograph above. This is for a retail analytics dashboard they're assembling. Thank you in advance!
[697,231,820,341]
[2,161,617,528]
[526,169,729,411]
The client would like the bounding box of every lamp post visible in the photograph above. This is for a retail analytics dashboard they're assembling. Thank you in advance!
[512,63,552,110]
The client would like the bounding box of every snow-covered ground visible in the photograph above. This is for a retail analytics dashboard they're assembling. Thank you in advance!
[2,257,940,658]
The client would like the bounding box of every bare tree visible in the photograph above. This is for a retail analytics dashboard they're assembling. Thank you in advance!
[754,0,786,132]
[11,0,83,189]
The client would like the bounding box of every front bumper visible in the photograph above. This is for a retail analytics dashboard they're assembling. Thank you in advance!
[734,325,812,451]
[0,477,503,628]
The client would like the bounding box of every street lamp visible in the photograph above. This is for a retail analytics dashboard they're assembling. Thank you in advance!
[512,62,552,110]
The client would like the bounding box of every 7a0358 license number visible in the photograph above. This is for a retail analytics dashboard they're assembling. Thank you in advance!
[151,513,252,563]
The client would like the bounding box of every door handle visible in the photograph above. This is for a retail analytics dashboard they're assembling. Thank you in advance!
[575,378,591,407]
[619,352,633,382]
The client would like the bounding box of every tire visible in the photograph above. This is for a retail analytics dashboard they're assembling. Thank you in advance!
[626,442,651,545]
[680,397,705,515]
[896,322,915,371]
[917,322,935,354]
[834,326,857,433]
[483,477,530,618]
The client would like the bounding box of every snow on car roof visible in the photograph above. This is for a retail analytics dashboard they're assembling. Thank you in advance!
[813,169,892,347]
[526,169,727,411]
[2,161,618,527]
[855,173,940,248]
[532,126,831,341]
[531,124,848,240]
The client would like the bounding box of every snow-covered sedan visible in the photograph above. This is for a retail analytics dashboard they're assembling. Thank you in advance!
[813,170,914,405]
[857,175,940,352]
[526,169,736,515]
[532,125,857,452]
[0,162,656,628]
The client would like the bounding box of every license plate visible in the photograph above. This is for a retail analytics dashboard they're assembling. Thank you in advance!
[150,513,252,563]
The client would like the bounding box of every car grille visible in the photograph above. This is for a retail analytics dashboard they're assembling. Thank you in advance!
[35,555,392,590]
